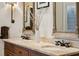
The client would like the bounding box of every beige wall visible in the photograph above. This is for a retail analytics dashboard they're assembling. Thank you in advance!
[35,2,53,38]
[0,2,23,38]
[0,2,23,56]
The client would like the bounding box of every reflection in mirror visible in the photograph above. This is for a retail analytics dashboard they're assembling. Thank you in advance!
[67,3,76,32]
[23,2,35,32]
[54,2,77,33]
[22,2,35,40]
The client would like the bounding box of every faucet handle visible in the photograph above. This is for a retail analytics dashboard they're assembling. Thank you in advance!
[65,42,71,47]
[55,41,60,46]
[62,40,65,43]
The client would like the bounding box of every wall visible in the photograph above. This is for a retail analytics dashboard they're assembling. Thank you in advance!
[0,2,23,56]
[35,2,53,38]
[9,3,23,38]
[0,2,54,39]
[0,2,23,38]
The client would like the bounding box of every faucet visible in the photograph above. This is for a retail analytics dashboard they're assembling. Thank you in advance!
[21,35,30,40]
[55,40,71,47]
[55,40,65,46]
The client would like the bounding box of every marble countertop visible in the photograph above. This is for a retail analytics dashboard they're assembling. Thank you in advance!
[3,39,79,56]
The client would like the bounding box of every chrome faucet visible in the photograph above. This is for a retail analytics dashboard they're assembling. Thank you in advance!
[55,40,65,46]
[55,40,71,47]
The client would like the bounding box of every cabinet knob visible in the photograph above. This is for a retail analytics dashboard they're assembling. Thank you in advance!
[19,51,22,54]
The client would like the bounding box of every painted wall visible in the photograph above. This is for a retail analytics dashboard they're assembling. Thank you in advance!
[0,2,23,56]
[0,2,23,38]
[35,2,53,38]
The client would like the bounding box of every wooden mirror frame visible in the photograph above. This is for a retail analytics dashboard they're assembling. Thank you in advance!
[76,2,79,35]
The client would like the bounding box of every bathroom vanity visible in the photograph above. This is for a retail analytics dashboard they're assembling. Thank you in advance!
[3,39,79,56]
[4,42,47,56]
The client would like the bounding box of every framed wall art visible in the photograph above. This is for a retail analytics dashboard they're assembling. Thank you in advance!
[37,2,49,9]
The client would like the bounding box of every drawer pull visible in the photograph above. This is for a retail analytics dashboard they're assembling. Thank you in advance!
[19,51,22,54]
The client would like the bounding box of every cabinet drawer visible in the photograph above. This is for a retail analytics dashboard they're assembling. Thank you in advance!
[14,46,29,56]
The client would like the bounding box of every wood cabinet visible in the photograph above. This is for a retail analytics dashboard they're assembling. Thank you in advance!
[4,42,48,56]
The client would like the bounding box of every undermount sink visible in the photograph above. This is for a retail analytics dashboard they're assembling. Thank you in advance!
[39,42,69,51]
[37,42,55,47]
[42,47,62,51]
[30,41,72,51]
[41,45,61,51]
[41,45,55,48]
[41,44,73,52]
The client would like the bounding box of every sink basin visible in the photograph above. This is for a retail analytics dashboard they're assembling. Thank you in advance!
[41,45,55,48]
[42,47,62,51]
[37,42,56,48]
[41,44,72,52]
[35,41,72,52]
[38,42,69,51]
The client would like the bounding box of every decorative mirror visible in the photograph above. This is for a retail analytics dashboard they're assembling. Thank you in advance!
[53,2,78,39]
[22,2,35,39]
[53,2,77,33]
[23,2,35,33]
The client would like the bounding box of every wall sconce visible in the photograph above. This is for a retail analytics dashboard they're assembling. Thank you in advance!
[5,2,18,23]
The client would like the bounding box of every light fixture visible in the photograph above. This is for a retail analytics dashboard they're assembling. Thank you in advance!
[5,2,18,23]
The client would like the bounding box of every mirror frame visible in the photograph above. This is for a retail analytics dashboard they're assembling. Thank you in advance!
[53,2,56,33]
